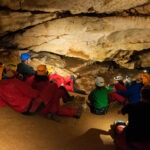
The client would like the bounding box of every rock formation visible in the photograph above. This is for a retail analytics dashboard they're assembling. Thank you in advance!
[0,0,150,71]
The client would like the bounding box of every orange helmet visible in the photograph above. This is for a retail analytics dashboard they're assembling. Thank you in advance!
[36,64,48,76]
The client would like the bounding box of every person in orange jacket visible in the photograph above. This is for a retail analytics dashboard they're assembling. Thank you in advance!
[137,70,150,85]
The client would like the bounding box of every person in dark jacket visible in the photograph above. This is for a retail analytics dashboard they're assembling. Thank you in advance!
[112,85,150,150]
[17,53,35,80]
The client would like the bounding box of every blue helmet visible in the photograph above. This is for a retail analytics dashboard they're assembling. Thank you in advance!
[20,53,31,61]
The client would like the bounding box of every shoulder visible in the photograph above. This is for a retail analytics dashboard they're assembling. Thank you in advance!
[17,62,27,67]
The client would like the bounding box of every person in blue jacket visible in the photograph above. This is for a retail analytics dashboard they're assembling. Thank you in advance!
[116,76,143,104]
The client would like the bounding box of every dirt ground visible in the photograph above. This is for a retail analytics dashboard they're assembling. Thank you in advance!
[0,93,127,150]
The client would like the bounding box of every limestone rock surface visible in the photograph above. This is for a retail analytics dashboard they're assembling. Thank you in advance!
[0,0,150,69]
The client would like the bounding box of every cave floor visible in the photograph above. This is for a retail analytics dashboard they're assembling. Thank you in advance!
[0,94,127,150]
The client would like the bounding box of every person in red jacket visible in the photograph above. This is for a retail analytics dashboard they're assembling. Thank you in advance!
[26,64,82,122]
[49,73,87,95]
[113,75,126,91]
[0,77,39,112]
[108,75,127,104]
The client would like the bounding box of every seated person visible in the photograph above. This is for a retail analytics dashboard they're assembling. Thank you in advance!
[88,76,113,115]
[17,53,35,80]
[0,62,18,80]
[116,76,143,104]
[17,53,87,95]
[108,75,127,104]
[25,64,82,122]
[49,69,87,95]
[113,75,126,91]
[0,77,39,112]
[112,85,150,150]
[0,64,82,122]
[137,69,150,85]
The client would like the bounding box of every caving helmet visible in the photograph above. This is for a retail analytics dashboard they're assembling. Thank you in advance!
[36,64,48,76]
[95,76,105,87]
[114,75,123,81]
[20,53,31,61]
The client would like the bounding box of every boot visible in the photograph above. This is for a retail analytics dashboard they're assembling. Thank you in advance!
[63,95,74,103]
[47,112,61,122]
[29,97,44,114]
[22,102,45,116]
[59,86,74,103]
[22,100,34,116]
[74,107,83,119]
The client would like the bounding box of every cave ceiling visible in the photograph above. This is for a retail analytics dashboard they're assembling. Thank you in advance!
[0,0,150,69]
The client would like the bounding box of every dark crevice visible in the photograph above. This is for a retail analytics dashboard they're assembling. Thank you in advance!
[0,3,150,16]
[57,10,119,18]
[131,48,150,57]
[128,48,150,69]
[56,9,150,18]
[0,6,21,12]
[126,8,150,16]
[0,30,24,49]
[29,50,62,58]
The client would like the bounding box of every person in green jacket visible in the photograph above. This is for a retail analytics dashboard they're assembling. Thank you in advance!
[17,53,36,80]
[88,76,113,115]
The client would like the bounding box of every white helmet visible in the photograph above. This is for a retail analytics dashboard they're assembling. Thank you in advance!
[95,76,105,87]
[125,76,131,83]
[114,75,123,81]
[143,69,148,73]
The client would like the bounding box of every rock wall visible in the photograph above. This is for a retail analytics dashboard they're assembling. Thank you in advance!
[0,0,150,69]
